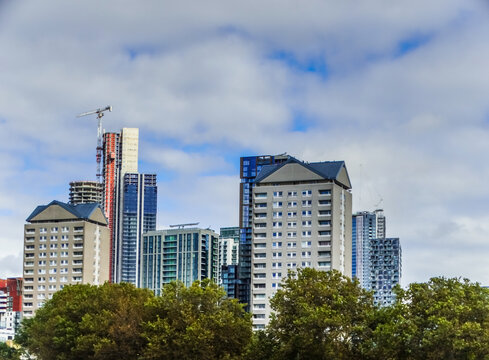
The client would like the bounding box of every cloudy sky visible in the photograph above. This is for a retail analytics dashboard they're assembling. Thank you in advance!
[1,0,489,285]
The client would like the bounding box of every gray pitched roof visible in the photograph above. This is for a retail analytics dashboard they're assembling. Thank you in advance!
[255,156,349,185]
[26,200,103,222]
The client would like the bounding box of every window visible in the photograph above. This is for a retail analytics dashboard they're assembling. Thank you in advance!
[49,268,57,274]
[255,203,267,208]
[61,243,69,249]
[272,272,282,279]
[302,251,312,258]
[287,242,297,249]
[37,269,45,274]
[302,211,312,217]
[272,252,282,259]
[255,223,266,228]
[49,252,57,257]
[319,210,331,216]
[62,226,69,232]
[273,201,283,208]
[49,277,56,282]
[287,232,297,238]
[254,283,266,289]
[254,263,266,269]
[273,191,283,198]
[287,222,297,228]
[287,252,297,258]
[288,201,297,207]
[302,231,312,237]
[318,200,331,206]
[255,233,266,238]
[302,220,312,227]
[319,241,331,247]
[272,262,282,269]
[319,220,331,226]
[287,211,297,218]
[254,253,266,258]
[319,231,331,236]
[273,212,282,219]
[255,192,267,199]
[39,228,47,234]
[254,273,266,279]
[50,236,57,241]
[302,200,312,207]
[253,314,266,319]
[288,191,298,197]
[319,190,331,195]
[37,285,45,290]
[255,213,266,218]
[50,227,58,233]
[301,241,312,248]
[254,243,266,249]
[272,232,282,238]
[60,268,69,274]
[272,242,282,248]
[272,283,281,289]
[39,244,46,250]
[301,261,312,267]
[287,263,297,269]
[254,293,266,299]
[61,251,69,257]
[50,244,58,249]
[61,235,69,241]
[49,285,57,290]
[39,236,46,242]
[39,252,47,258]
[254,303,266,309]
[272,221,282,228]
[302,190,312,197]
[60,260,68,265]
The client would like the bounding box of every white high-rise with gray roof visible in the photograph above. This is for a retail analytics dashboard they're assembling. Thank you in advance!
[250,157,352,329]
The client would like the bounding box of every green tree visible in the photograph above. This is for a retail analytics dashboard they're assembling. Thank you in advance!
[141,279,252,360]
[17,282,154,360]
[0,341,21,360]
[371,277,489,360]
[263,268,375,360]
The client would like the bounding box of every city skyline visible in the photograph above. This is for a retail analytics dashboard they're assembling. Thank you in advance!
[1,1,489,286]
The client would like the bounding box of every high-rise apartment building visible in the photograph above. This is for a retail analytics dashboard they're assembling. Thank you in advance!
[352,209,385,288]
[22,201,110,317]
[69,181,103,205]
[352,210,401,306]
[238,154,289,309]
[102,128,139,282]
[0,278,22,342]
[117,173,157,286]
[250,157,352,329]
[140,227,219,295]
[219,227,240,297]
[370,237,401,306]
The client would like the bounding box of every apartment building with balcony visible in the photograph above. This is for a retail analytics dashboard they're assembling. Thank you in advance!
[140,227,219,295]
[250,157,352,329]
[22,201,110,317]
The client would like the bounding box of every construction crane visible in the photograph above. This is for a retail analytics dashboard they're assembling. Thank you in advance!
[77,106,112,182]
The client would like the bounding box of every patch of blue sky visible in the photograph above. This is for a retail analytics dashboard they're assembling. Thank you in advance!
[290,110,315,132]
[269,50,328,80]
[0,209,12,216]
[395,33,433,58]
[124,46,157,61]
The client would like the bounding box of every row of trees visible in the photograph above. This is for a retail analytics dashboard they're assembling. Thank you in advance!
[6,269,489,360]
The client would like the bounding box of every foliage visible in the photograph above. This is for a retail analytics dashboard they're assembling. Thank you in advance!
[141,279,252,360]
[17,282,154,360]
[264,268,375,360]
[0,341,21,360]
[371,277,489,360]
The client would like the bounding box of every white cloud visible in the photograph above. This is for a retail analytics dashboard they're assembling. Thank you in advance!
[0,0,488,285]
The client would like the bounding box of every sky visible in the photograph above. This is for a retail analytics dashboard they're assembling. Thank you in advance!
[1,0,489,286]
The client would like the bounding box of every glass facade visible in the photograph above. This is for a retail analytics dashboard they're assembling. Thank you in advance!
[141,229,219,295]
[121,173,157,286]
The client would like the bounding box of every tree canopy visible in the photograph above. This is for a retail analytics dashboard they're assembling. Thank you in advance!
[15,271,489,360]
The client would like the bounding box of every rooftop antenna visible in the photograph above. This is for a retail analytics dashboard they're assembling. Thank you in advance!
[77,106,112,182]
[169,222,200,230]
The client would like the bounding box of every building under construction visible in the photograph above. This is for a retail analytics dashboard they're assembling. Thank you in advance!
[69,181,103,205]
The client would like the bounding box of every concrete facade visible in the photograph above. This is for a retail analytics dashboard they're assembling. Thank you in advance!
[250,158,352,329]
[22,201,110,317]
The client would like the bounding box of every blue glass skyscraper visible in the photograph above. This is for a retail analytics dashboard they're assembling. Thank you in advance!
[120,173,157,286]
